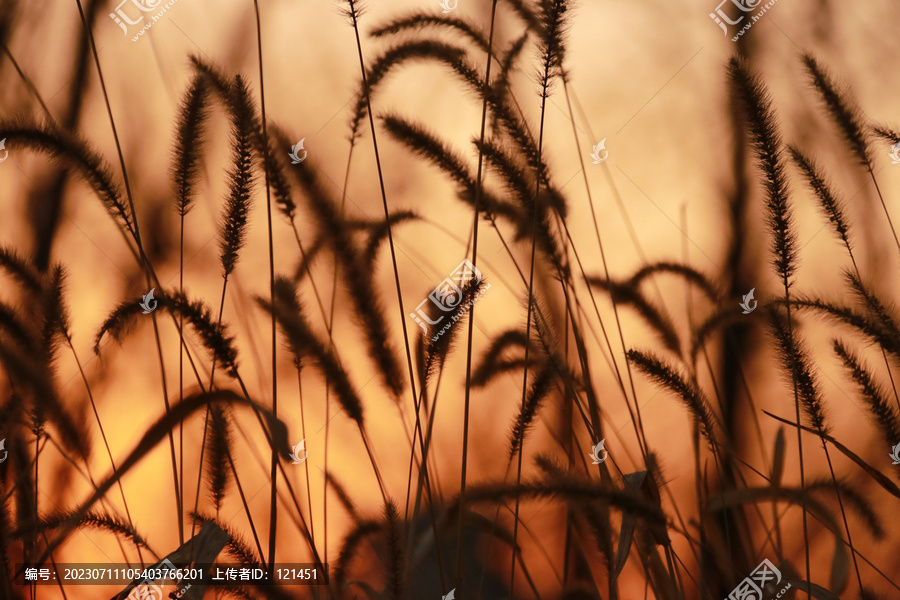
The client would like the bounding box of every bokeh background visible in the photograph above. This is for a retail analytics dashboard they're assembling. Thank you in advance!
[1,0,900,598]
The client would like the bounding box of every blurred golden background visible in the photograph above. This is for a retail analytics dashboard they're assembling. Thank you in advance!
[2,0,900,598]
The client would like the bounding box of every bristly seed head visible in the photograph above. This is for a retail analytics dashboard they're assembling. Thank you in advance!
[340,0,367,25]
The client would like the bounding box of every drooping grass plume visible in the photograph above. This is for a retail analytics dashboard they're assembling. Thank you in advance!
[0,123,133,235]
[254,122,296,224]
[475,135,558,220]
[488,34,530,137]
[0,246,43,293]
[872,124,900,145]
[800,54,900,261]
[788,146,853,256]
[325,472,360,520]
[350,40,469,143]
[508,363,557,458]
[204,405,234,514]
[276,138,406,398]
[626,348,717,450]
[362,210,420,265]
[218,75,257,278]
[171,72,211,217]
[801,53,872,168]
[471,303,580,400]
[728,58,798,285]
[832,339,900,444]
[485,88,550,187]
[768,310,830,437]
[187,56,294,225]
[369,13,491,53]
[380,114,519,224]
[291,211,419,282]
[21,510,150,550]
[493,33,529,100]
[383,500,406,600]
[292,234,328,284]
[189,54,234,102]
[787,297,900,358]
[95,289,240,377]
[0,301,36,353]
[0,341,89,458]
[416,278,486,391]
[475,137,566,266]
[627,262,721,303]
[528,297,577,391]
[357,37,550,185]
[459,479,668,527]
[843,271,900,338]
[588,276,681,354]
[808,477,885,539]
[258,277,364,425]
[472,329,532,387]
[40,265,71,367]
[705,480,883,540]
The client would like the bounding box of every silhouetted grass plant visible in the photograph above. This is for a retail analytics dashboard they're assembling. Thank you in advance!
[3,2,900,599]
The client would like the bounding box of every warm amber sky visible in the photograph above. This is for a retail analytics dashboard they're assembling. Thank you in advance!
[2,0,900,598]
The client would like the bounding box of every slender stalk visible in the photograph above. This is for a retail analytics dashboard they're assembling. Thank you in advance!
[454,0,499,593]
[189,278,230,557]
[510,3,562,594]
[324,143,356,574]
[65,337,144,565]
[251,0,279,572]
[822,444,863,594]
[782,276,810,599]
[345,0,420,418]
[560,78,647,458]
[73,0,182,543]
[178,199,186,546]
